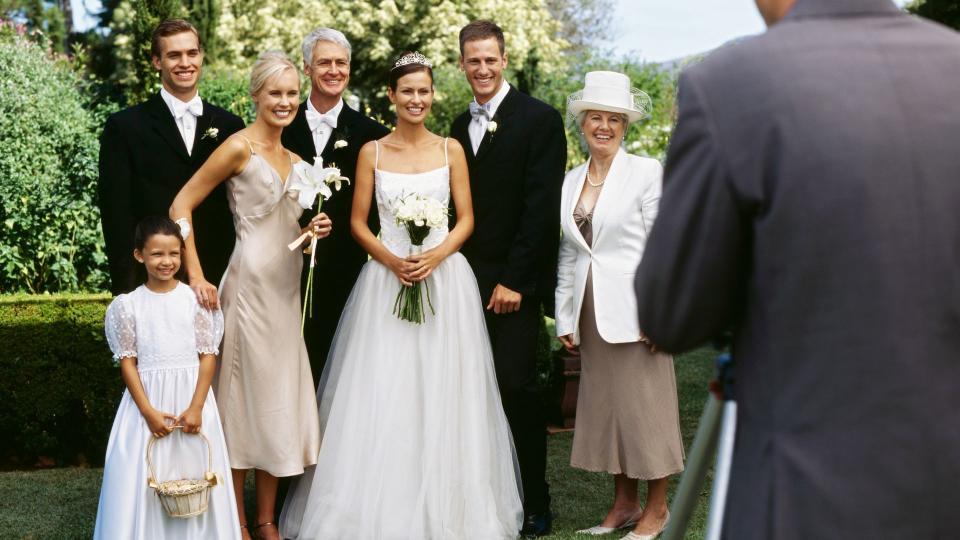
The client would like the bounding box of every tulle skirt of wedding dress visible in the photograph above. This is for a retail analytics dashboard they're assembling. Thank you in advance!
[279,253,523,540]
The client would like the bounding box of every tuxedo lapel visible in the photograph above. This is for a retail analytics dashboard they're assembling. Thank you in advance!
[475,87,520,163]
[321,105,356,165]
[146,94,191,163]
[291,102,320,159]
[191,101,217,163]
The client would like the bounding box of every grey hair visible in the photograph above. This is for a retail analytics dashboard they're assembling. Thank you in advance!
[301,27,352,65]
[249,50,297,98]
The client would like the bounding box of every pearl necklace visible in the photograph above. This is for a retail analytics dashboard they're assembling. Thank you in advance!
[586,170,606,187]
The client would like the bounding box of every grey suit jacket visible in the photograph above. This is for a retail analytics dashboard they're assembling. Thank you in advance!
[634,0,960,537]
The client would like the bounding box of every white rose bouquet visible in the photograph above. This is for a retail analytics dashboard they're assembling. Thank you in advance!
[286,157,350,334]
[392,193,448,324]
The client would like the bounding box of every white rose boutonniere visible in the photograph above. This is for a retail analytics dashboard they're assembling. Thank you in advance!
[333,139,348,150]
[487,120,498,133]
[201,127,219,141]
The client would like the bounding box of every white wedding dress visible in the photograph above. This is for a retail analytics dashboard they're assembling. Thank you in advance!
[279,140,523,539]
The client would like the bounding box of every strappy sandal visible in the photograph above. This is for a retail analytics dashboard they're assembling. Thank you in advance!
[252,521,279,540]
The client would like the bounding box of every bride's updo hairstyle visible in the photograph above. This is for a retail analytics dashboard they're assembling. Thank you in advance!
[389,51,434,91]
[249,50,298,100]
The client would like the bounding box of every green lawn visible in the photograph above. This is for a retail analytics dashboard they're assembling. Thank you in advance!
[0,349,716,539]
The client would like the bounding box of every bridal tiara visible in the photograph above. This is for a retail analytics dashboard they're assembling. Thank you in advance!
[393,51,433,70]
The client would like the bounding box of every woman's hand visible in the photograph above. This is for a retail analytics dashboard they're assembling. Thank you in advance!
[406,246,448,283]
[177,405,203,434]
[386,255,414,287]
[190,276,219,310]
[301,212,332,240]
[143,407,177,438]
[558,334,579,354]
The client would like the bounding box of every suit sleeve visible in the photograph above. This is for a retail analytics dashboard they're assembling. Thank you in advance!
[499,108,567,296]
[634,71,749,353]
[98,116,138,295]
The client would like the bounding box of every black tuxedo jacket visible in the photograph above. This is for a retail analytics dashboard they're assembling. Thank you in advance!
[98,94,244,294]
[282,100,390,289]
[451,87,567,316]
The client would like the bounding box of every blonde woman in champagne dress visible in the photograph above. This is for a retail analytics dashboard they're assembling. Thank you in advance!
[171,52,330,540]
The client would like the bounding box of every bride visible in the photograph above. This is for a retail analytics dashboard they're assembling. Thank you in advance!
[279,52,523,539]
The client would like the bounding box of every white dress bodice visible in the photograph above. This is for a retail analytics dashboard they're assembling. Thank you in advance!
[373,142,451,258]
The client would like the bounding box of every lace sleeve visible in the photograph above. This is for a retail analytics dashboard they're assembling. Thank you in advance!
[104,296,137,360]
[194,304,224,355]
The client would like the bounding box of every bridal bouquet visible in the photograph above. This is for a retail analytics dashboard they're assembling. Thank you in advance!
[392,193,448,324]
[287,157,350,334]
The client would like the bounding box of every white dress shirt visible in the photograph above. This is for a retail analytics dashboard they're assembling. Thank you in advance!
[160,88,203,155]
[468,81,511,155]
[306,97,344,157]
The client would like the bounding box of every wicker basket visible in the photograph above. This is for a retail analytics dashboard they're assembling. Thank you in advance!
[146,427,219,519]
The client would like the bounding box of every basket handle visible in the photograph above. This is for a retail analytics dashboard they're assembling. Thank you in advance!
[146,426,214,488]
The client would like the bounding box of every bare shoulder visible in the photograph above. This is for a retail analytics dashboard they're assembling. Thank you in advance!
[445,137,467,159]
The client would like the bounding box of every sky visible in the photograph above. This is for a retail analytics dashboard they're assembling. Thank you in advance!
[611,0,912,63]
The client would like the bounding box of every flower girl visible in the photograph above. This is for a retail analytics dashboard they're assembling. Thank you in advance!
[94,216,240,539]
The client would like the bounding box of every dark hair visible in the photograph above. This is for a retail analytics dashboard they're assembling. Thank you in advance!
[388,51,433,91]
[151,18,202,58]
[458,20,505,56]
[134,216,184,251]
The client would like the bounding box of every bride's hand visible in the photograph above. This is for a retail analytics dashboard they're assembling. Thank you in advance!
[301,212,332,240]
[406,247,447,283]
[387,255,414,287]
[190,276,219,310]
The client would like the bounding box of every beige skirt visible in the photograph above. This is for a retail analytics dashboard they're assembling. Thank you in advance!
[570,269,686,479]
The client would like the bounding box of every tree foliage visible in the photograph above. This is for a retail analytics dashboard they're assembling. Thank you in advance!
[909,0,960,30]
[0,26,108,292]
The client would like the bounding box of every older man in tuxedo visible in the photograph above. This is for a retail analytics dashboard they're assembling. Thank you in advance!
[635,0,960,538]
[98,18,244,294]
[282,28,390,377]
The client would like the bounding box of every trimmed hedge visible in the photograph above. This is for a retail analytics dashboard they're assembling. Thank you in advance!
[0,294,118,468]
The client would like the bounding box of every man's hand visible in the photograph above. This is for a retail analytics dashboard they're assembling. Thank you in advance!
[486,284,522,314]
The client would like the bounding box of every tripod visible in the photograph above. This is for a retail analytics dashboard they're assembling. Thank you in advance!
[662,353,736,540]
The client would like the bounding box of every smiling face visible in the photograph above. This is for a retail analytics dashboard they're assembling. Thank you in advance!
[581,110,627,159]
[459,37,507,105]
[388,70,433,125]
[305,40,350,104]
[253,68,301,128]
[151,31,203,99]
[134,233,182,285]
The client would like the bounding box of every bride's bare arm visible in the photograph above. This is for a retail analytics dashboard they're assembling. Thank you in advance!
[407,139,473,282]
[350,142,413,286]
[170,134,249,309]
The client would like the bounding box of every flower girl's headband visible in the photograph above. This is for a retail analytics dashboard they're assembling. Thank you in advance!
[393,51,433,70]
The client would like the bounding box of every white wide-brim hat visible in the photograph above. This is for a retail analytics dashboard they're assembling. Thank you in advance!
[567,70,651,124]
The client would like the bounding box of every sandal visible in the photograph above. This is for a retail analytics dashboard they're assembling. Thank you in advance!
[252,521,279,540]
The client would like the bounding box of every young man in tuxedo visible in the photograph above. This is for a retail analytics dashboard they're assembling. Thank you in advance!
[98,18,244,295]
[282,28,390,378]
[451,20,567,538]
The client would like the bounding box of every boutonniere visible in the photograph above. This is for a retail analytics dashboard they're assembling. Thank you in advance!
[487,119,499,134]
[331,124,350,150]
[201,127,219,141]
[333,138,348,149]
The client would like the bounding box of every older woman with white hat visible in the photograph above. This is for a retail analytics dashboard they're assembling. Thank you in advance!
[555,71,684,540]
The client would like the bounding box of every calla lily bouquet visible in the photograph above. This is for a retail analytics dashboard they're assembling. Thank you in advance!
[392,193,448,324]
[287,157,350,334]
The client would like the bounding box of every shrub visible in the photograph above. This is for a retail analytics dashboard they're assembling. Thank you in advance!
[0,26,109,293]
[199,66,256,124]
[0,294,119,468]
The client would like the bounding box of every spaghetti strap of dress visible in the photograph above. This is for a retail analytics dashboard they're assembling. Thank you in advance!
[444,137,449,167]
[238,134,256,154]
[374,140,380,169]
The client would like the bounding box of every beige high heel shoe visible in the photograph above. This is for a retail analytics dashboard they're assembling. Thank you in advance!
[576,508,644,536]
[619,510,669,540]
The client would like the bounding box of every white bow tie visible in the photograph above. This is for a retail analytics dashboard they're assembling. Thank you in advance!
[172,96,203,119]
[306,109,338,133]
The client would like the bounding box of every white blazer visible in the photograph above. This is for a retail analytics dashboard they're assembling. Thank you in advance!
[555,148,663,345]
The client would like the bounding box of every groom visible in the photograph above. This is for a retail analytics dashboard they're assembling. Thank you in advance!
[98,18,244,294]
[451,20,567,537]
[282,27,390,377]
